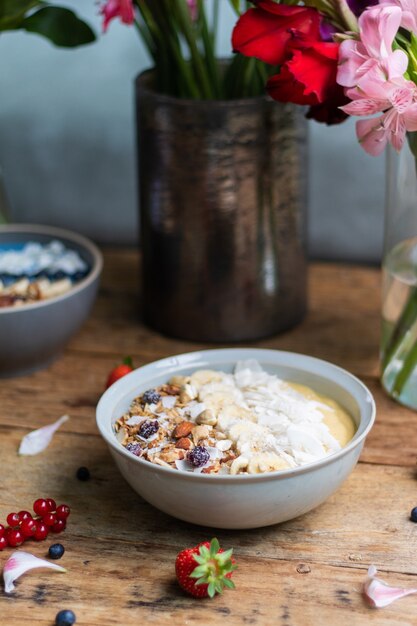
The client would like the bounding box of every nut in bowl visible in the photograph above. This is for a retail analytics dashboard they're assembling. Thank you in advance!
[96,349,376,529]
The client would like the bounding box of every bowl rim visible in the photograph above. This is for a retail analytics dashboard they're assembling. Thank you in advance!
[0,223,103,314]
[96,348,376,484]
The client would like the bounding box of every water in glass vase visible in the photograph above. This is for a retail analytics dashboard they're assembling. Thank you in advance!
[381,236,417,409]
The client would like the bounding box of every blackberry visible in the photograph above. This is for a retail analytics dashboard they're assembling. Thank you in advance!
[55,610,76,626]
[76,466,90,481]
[48,543,65,560]
[141,389,161,405]
[138,420,159,439]
[125,442,143,456]
[187,446,210,468]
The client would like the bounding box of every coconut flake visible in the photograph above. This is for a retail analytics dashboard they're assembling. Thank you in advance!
[137,433,159,443]
[287,425,325,457]
[18,415,69,456]
[3,551,66,594]
[161,396,177,409]
[186,402,206,420]
[126,416,146,426]
[363,566,417,608]
[216,439,232,452]
[175,459,193,472]
[206,446,221,460]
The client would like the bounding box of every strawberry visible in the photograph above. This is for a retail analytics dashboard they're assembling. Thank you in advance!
[175,538,237,598]
[105,357,134,389]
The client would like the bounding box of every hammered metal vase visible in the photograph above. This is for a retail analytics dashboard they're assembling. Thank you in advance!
[136,70,307,342]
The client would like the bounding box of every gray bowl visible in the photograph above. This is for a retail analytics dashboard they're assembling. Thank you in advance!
[0,224,103,377]
[97,348,376,529]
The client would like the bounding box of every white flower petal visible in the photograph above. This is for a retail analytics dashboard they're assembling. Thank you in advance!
[3,551,66,594]
[363,566,417,608]
[18,415,69,456]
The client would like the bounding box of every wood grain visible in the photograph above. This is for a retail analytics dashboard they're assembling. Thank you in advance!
[0,249,416,626]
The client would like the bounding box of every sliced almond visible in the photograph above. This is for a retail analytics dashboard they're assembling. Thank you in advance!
[175,437,192,450]
[172,421,194,438]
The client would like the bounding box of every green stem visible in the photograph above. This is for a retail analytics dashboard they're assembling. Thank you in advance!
[173,0,214,98]
[197,0,222,98]
[391,341,417,397]
[382,287,417,370]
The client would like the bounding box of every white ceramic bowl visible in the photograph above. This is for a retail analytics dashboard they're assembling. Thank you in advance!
[96,349,375,529]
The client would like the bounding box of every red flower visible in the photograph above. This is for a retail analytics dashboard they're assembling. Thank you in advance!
[100,0,135,32]
[232,1,320,65]
[267,39,349,124]
[232,0,348,125]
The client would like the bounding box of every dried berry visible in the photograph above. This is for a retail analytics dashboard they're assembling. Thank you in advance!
[141,389,161,405]
[125,442,143,456]
[187,446,210,468]
[138,420,159,439]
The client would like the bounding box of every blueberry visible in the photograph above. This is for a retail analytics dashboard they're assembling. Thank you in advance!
[187,446,210,468]
[141,389,161,405]
[55,610,76,626]
[410,507,417,522]
[72,270,89,282]
[76,466,90,481]
[48,543,65,560]
[47,270,66,281]
[138,420,159,439]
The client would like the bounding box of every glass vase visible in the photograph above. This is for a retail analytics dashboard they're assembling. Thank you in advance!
[135,69,308,342]
[381,137,417,409]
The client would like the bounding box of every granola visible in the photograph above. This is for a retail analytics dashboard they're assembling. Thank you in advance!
[114,360,356,475]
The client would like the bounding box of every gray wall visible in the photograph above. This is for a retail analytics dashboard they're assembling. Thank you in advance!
[0,1,384,262]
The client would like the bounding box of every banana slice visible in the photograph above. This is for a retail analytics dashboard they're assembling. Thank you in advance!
[230,455,249,475]
[190,370,224,387]
[247,453,289,474]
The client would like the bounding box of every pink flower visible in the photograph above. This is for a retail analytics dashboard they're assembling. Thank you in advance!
[187,0,198,21]
[380,0,417,32]
[337,5,407,88]
[100,0,135,32]
[336,4,417,155]
[341,72,417,154]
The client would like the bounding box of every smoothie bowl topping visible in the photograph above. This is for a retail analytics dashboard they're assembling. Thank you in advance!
[0,240,89,308]
[114,361,356,476]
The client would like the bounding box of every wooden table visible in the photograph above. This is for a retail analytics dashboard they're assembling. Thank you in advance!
[1,250,416,626]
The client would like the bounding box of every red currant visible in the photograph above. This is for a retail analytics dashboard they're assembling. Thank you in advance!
[20,518,37,538]
[6,512,20,527]
[45,498,56,513]
[33,521,49,541]
[43,513,57,527]
[7,529,24,547]
[0,524,5,537]
[0,536,8,551]
[33,499,49,517]
[18,510,32,522]
[56,505,71,520]
[51,519,66,534]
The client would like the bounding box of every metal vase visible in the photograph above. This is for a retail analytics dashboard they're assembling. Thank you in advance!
[135,70,307,342]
